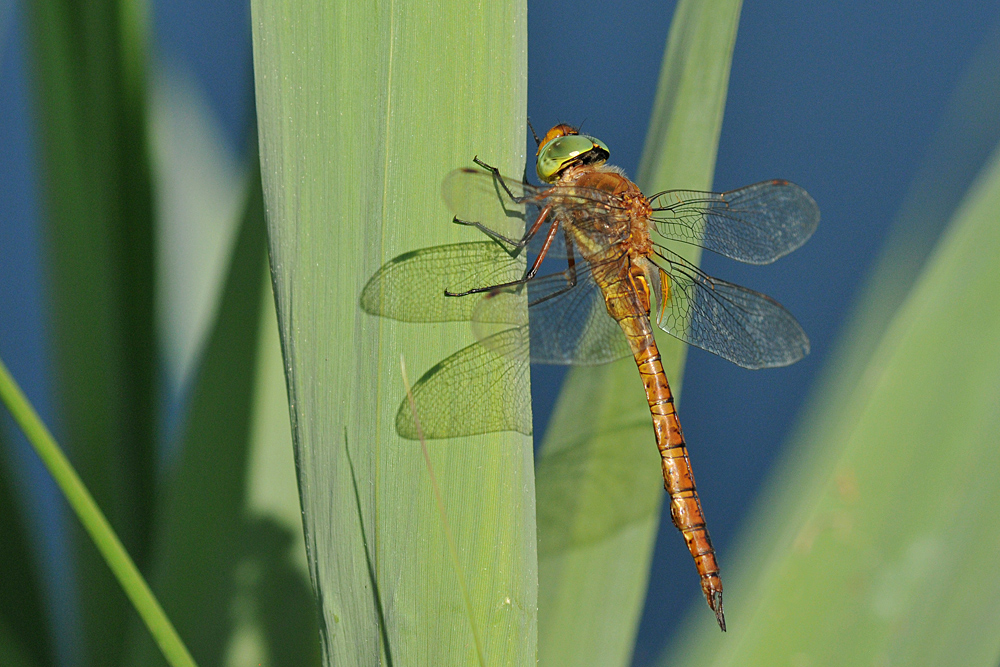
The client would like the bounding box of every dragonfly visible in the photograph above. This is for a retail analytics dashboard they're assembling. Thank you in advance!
[361,123,818,631]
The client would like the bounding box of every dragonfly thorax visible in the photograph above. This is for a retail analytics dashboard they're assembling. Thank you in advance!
[558,165,655,260]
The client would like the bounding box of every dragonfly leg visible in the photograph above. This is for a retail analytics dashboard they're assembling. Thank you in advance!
[455,202,553,262]
[473,156,534,204]
[452,217,527,252]
[526,229,579,307]
[446,214,560,297]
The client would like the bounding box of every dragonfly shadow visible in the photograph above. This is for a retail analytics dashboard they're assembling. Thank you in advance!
[536,418,662,556]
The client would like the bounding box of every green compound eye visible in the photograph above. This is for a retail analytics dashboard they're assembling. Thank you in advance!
[536,134,610,183]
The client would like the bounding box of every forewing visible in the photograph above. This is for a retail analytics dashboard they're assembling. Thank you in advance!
[651,254,810,369]
[649,180,819,265]
[396,326,531,439]
[360,241,525,323]
[442,168,542,244]
[465,259,631,366]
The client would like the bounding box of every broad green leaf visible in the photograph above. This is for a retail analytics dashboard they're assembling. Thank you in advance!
[25,0,157,663]
[535,1,742,664]
[666,139,1000,667]
[251,1,533,665]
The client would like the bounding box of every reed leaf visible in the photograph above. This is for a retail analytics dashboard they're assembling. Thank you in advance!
[250,1,534,664]
[24,0,157,663]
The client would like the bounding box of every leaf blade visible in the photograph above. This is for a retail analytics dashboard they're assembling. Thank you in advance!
[250,1,535,664]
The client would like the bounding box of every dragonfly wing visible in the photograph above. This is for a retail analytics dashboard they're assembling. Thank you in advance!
[397,326,531,439]
[525,266,632,365]
[649,180,819,265]
[360,241,525,323]
[650,253,809,369]
[468,262,631,365]
[442,168,543,245]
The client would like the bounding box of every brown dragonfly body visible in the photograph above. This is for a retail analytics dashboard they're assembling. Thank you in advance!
[361,124,818,632]
[551,160,725,627]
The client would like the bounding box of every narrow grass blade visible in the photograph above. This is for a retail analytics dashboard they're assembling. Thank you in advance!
[251,1,534,665]
[535,1,743,663]
[0,360,196,667]
[665,141,1000,667]
[24,0,158,663]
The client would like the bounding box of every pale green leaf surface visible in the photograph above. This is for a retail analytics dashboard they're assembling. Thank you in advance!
[251,2,533,665]
[535,1,742,664]
[665,140,1000,667]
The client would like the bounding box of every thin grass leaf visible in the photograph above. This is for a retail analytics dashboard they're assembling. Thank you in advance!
[535,1,743,663]
[24,0,158,663]
[665,140,1000,667]
[251,1,533,664]
[0,358,196,667]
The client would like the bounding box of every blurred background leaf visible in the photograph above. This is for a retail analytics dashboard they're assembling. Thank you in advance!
[4,0,316,663]
[664,128,1000,667]
[24,0,158,663]
[0,425,54,667]
[122,152,319,667]
[660,16,1000,666]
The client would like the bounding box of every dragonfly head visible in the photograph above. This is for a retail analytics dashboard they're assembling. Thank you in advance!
[536,124,610,183]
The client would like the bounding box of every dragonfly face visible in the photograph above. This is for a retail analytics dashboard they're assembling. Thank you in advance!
[361,124,819,631]
[536,124,610,183]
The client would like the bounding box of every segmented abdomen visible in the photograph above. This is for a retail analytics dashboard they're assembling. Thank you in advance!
[598,263,726,630]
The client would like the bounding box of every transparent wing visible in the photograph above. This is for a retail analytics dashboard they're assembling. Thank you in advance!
[648,180,819,265]
[395,264,632,439]
[362,238,630,365]
[472,263,632,365]
[397,326,532,439]
[360,241,525,323]
[649,250,810,369]
[441,168,543,246]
